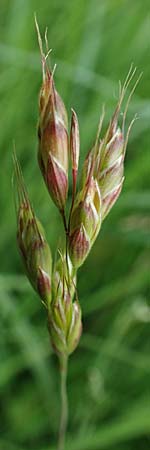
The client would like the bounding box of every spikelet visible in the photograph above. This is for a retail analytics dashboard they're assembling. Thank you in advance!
[13,152,52,307]
[69,161,102,268]
[35,18,69,212]
[82,66,141,221]
[48,256,82,356]
[68,67,141,268]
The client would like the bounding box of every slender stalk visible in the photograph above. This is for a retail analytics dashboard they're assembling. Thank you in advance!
[57,355,68,450]
[60,208,68,235]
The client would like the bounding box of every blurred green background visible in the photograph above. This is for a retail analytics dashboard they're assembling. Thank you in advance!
[0,0,150,449]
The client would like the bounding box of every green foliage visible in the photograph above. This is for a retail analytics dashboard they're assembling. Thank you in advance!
[0,0,150,449]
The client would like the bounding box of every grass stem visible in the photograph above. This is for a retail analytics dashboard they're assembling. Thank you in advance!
[57,355,68,450]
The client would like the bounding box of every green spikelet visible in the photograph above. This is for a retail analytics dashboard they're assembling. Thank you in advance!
[48,256,82,356]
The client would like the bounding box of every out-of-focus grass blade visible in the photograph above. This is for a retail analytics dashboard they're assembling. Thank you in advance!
[82,260,149,315]
[65,397,150,449]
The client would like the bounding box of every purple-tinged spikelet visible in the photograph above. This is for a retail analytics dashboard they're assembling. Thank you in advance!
[35,19,69,211]
[82,66,141,222]
[68,66,141,267]
[13,153,52,307]
[69,171,102,268]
